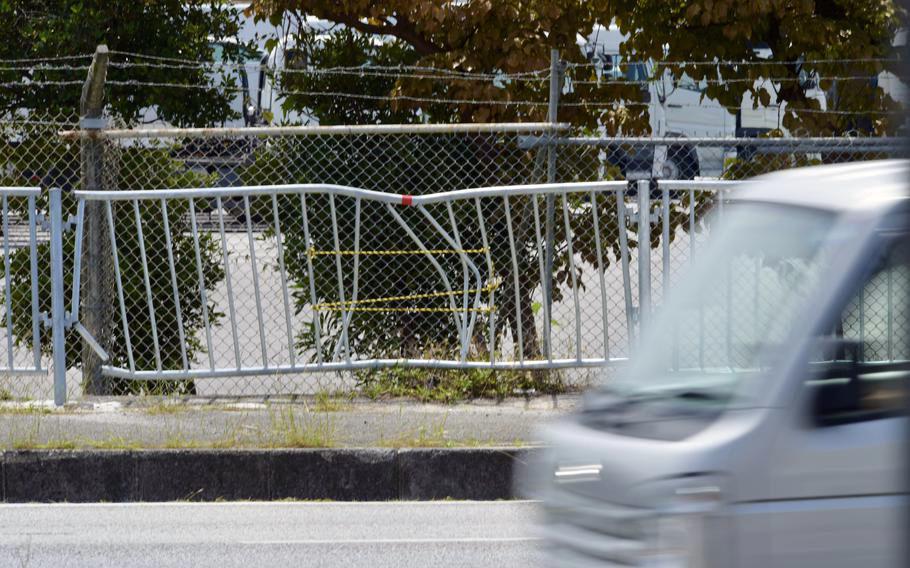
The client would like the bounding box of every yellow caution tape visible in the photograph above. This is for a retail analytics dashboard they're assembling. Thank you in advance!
[311,250,498,314]
[308,247,488,260]
[313,281,500,311]
[315,306,497,313]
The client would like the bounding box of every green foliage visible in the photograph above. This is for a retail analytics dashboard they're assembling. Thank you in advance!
[0,0,245,126]
[357,366,566,403]
[277,28,422,125]
[253,0,905,135]
[0,137,225,395]
[251,0,601,124]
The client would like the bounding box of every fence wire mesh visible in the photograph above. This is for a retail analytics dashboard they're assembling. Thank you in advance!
[0,115,907,400]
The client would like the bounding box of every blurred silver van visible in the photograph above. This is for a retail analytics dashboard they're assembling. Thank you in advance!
[520,161,909,567]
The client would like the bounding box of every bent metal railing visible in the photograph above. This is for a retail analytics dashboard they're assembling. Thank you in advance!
[8,180,741,403]
[74,181,646,382]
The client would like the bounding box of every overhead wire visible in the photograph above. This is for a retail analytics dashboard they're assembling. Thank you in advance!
[0,53,899,118]
[568,57,902,68]
[0,54,93,64]
[108,57,552,79]
[0,80,86,87]
[96,79,902,115]
[0,64,92,72]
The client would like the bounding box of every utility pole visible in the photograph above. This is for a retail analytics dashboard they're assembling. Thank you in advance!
[79,45,111,394]
[543,49,562,360]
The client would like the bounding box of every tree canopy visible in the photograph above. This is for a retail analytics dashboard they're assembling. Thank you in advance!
[251,0,906,134]
[0,0,244,126]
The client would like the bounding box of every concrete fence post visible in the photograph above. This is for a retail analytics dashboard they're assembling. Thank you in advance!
[79,45,112,395]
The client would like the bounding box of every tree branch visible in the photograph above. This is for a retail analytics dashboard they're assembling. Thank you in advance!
[314,10,442,55]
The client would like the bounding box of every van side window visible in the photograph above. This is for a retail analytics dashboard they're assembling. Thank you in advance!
[808,236,910,427]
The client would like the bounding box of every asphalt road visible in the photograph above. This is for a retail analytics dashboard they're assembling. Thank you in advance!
[0,501,543,568]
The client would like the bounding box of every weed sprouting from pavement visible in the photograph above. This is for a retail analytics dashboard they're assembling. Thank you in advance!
[311,389,352,412]
[12,438,78,450]
[0,406,52,415]
[85,436,143,450]
[379,414,454,448]
[162,432,207,449]
[267,406,336,448]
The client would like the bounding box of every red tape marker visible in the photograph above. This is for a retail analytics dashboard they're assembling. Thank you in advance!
[401,195,413,206]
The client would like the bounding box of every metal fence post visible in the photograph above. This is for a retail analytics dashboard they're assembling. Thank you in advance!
[49,188,66,406]
[637,179,651,335]
[543,48,561,359]
[79,45,112,395]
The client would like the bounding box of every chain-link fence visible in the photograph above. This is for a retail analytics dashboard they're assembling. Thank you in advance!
[0,114,907,401]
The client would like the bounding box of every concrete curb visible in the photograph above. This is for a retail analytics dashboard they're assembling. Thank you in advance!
[0,448,531,502]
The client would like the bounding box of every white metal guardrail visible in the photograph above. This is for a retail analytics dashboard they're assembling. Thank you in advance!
[67,179,739,387]
[0,179,742,403]
[0,187,45,377]
[74,181,633,382]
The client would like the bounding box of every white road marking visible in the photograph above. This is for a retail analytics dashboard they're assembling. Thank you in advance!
[0,500,539,508]
[240,537,541,545]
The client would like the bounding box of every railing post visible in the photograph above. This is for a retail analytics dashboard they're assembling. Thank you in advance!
[637,179,651,336]
[49,188,66,406]
[79,45,112,395]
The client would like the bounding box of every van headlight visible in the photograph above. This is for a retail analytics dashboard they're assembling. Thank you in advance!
[640,481,725,568]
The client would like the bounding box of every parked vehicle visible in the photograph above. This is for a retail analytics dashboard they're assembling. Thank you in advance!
[519,160,909,567]
[579,24,832,178]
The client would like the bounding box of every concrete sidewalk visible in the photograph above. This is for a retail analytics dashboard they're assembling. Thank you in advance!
[0,395,579,450]
[0,396,577,502]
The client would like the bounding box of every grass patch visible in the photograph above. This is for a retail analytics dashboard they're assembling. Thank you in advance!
[12,438,78,450]
[357,367,567,403]
[12,435,143,450]
[162,433,208,449]
[0,387,12,401]
[267,407,336,448]
[85,436,143,450]
[311,390,352,412]
[0,406,52,415]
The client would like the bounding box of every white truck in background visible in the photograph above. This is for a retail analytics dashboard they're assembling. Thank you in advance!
[576,24,832,179]
[577,24,909,180]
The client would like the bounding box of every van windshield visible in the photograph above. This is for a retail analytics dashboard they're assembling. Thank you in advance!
[606,202,839,405]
